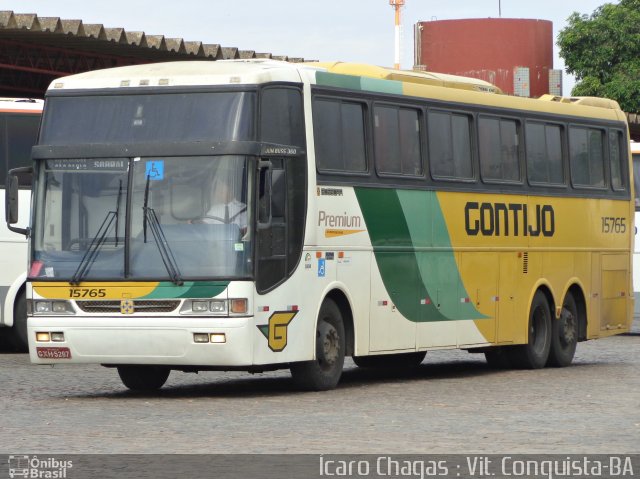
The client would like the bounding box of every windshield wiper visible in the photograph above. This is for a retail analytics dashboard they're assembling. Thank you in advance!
[70,210,117,285]
[143,175,184,285]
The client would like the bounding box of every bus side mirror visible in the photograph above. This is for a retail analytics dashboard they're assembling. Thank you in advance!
[6,166,32,237]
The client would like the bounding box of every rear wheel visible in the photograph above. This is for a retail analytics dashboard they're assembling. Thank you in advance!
[290,299,345,391]
[547,293,578,367]
[117,366,170,391]
[353,351,426,369]
[508,291,552,369]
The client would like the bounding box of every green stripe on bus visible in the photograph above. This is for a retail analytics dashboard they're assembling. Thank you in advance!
[315,71,362,90]
[355,187,485,322]
[396,190,486,320]
[315,72,403,95]
[141,281,229,299]
[360,77,403,95]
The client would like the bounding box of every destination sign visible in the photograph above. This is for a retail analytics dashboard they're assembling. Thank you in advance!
[45,159,128,171]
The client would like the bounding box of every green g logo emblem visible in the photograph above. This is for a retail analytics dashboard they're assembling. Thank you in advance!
[257,311,298,352]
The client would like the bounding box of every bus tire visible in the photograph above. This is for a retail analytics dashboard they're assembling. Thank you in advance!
[117,365,170,391]
[290,298,345,391]
[9,291,28,353]
[508,291,552,369]
[547,293,578,367]
[353,351,426,369]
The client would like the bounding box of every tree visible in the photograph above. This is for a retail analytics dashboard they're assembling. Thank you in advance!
[558,0,640,111]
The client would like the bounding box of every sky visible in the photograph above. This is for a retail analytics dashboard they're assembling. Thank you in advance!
[8,0,617,94]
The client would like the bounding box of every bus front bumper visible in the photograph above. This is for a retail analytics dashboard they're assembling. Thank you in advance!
[27,316,254,367]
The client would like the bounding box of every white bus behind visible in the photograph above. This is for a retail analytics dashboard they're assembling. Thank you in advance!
[0,98,42,351]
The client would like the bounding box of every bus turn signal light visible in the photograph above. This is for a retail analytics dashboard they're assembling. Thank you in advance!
[230,299,248,314]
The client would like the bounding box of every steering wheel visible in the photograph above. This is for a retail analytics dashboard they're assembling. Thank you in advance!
[192,205,247,224]
[195,215,226,224]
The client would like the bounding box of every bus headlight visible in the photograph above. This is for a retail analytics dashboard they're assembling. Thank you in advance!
[180,299,247,316]
[32,300,75,315]
[209,300,227,313]
[192,301,209,313]
[35,301,52,313]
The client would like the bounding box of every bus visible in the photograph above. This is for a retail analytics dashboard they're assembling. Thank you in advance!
[7,60,633,391]
[632,141,640,316]
[0,98,42,352]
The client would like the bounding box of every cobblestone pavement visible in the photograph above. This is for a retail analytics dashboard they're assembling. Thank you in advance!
[0,320,638,455]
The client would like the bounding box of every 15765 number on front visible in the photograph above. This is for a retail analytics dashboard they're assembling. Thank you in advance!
[68,288,106,298]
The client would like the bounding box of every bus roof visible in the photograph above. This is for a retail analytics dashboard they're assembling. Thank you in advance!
[47,60,308,91]
[46,60,626,124]
[310,62,503,94]
[0,98,43,112]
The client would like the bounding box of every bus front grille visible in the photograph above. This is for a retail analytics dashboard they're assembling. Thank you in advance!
[75,300,181,313]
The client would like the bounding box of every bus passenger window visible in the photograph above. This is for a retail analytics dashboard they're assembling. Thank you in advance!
[609,130,625,190]
[428,111,473,180]
[570,127,605,188]
[525,122,564,185]
[479,116,521,183]
[313,98,367,174]
[374,105,422,176]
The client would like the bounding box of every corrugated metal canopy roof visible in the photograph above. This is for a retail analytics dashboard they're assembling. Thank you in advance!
[0,11,309,97]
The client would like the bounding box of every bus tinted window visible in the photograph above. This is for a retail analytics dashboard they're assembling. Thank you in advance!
[41,92,256,144]
[526,122,564,185]
[374,105,422,176]
[609,130,625,190]
[570,127,605,188]
[633,154,640,210]
[260,88,305,147]
[428,111,473,180]
[313,98,367,173]
[479,117,521,183]
[0,113,40,187]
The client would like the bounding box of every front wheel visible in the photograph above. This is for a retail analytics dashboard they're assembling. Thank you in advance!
[290,299,345,391]
[117,366,170,391]
[9,291,28,353]
[547,293,578,367]
[508,291,552,369]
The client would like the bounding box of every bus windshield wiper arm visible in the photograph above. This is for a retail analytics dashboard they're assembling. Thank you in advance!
[142,175,183,286]
[70,210,117,285]
[143,206,184,286]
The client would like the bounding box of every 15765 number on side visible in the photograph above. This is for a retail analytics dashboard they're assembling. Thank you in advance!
[601,217,627,234]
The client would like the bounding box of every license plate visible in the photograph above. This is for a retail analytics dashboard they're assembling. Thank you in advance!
[36,347,72,359]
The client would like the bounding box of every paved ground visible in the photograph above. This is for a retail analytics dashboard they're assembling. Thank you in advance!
[0,320,638,455]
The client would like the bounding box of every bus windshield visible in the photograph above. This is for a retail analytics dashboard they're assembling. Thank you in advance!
[31,155,253,281]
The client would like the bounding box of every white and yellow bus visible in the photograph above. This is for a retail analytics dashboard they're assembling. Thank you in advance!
[8,60,633,390]
[0,98,42,351]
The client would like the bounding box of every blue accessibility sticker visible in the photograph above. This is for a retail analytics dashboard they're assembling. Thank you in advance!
[318,258,326,278]
[145,160,164,181]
